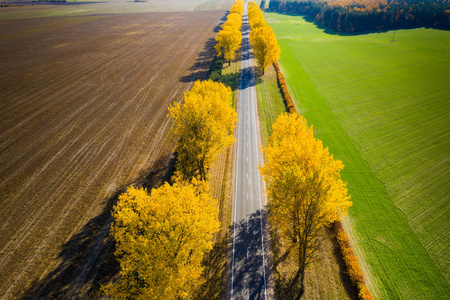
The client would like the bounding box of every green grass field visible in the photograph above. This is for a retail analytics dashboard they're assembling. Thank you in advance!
[264,12,450,299]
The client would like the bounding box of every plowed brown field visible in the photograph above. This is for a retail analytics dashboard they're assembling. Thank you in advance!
[0,10,225,299]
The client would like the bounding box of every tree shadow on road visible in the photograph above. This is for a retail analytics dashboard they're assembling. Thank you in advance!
[231,210,268,300]
[239,65,262,90]
[21,153,177,299]
[239,32,262,89]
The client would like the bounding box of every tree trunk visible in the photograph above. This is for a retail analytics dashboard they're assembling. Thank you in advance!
[197,158,205,181]
[228,60,231,66]
[295,272,305,299]
[295,228,308,299]
[288,267,302,298]
[274,245,292,269]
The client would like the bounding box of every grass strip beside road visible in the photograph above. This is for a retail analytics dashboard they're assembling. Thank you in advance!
[266,12,450,299]
[255,65,287,147]
[220,59,241,108]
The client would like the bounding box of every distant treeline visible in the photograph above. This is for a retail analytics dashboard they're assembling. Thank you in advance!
[268,0,450,33]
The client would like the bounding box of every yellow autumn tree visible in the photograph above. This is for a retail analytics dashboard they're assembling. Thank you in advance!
[249,24,280,74]
[214,0,243,65]
[249,15,266,30]
[259,113,352,299]
[168,80,237,181]
[248,1,265,28]
[230,0,244,15]
[225,12,242,30]
[103,177,220,299]
[215,26,241,65]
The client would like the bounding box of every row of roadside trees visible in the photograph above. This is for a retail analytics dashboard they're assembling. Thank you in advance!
[254,3,372,298]
[104,2,244,297]
[215,0,244,66]
[104,79,238,299]
[248,1,281,74]
[103,2,356,299]
[245,2,355,299]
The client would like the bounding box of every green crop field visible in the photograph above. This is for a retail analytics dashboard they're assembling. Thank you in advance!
[264,12,450,299]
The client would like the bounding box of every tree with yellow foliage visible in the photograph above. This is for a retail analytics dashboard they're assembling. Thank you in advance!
[230,0,244,15]
[224,12,242,30]
[214,0,243,65]
[248,15,266,30]
[103,177,220,299]
[259,113,352,299]
[248,1,265,27]
[215,26,241,66]
[231,0,244,14]
[168,80,237,181]
[249,24,280,74]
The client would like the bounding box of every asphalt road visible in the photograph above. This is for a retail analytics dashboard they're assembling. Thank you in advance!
[231,6,269,300]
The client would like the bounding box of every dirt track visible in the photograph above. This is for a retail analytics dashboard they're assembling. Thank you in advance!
[0,10,224,298]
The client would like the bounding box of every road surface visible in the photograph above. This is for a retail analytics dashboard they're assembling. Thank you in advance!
[231,5,271,300]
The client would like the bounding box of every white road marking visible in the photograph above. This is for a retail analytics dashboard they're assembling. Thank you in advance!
[231,89,241,300]
[254,72,268,300]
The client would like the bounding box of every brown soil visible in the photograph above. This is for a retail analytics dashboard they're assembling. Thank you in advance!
[0,10,225,299]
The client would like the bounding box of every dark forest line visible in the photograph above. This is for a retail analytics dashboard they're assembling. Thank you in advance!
[268,0,450,33]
